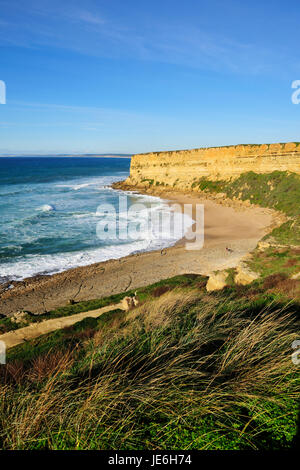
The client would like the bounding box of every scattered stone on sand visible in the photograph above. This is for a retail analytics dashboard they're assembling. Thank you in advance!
[214,192,226,199]
[206,271,228,292]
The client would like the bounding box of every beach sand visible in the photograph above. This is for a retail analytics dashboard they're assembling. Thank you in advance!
[0,187,278,316]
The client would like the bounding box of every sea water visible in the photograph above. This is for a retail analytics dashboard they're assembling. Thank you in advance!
[0,157,193,282]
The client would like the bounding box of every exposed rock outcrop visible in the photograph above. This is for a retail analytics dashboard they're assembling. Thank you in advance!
[234,265,259,286]
[10,311,28,324]
[121,293,139,311]
[121,296,134,311]
[124,142,300,190]
[206,272,228,292]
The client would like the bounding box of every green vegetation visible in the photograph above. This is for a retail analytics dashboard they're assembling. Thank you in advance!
[224,171,299,217]
[0,274,206,333]
[192,171,299,216]
[248,246,300,279]
[0,280,299,450]
[141,178,154,185]
[192,178,223,191]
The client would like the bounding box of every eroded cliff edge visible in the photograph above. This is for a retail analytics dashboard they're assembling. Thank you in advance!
[122,142,300,190]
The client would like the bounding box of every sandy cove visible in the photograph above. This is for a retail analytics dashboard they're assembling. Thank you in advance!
[0,187,280,316]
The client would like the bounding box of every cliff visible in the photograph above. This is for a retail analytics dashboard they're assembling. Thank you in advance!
[124,142,300,190]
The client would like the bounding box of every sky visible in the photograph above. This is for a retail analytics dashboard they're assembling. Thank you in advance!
[1,0,300,154]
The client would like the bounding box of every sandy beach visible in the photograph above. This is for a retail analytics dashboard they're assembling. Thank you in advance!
[0,186,278,316]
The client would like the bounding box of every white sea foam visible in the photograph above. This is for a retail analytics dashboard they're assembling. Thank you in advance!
[37,204,55,212]
[0,168,195,281]
[55,174,128,191]
[0,200,194,281]
[0,237,175,281]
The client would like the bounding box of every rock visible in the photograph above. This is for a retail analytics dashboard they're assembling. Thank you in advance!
[206,272,228,292]
[291,272,300,280]
[121,293,140,310]
[257,241,270,251]
[121,296,134,311]
[128,144,300,187]
[235,265,259,285]
[10,310,28,324]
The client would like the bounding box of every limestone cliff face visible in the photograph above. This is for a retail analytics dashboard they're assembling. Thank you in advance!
[125,143,300,190]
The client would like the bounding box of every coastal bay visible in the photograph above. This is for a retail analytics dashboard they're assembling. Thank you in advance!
[0,186,276,316]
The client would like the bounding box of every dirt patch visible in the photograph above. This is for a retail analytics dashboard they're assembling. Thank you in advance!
[0,302,123,349]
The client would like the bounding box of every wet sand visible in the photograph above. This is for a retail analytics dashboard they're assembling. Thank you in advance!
[0,188,277,316]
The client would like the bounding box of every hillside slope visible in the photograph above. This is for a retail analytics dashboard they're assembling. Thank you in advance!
[1,276,299,450]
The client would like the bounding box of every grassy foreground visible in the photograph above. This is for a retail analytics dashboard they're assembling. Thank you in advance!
[0,276,299,450]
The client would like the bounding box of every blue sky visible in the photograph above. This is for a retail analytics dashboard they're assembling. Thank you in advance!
[0,0,300,154]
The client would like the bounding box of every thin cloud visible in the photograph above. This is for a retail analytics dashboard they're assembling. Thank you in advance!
[0,0,285,75]
[10,100,143,119]
[71,9,105,26]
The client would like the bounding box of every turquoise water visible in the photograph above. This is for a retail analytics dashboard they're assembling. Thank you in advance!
[0,157,191,282]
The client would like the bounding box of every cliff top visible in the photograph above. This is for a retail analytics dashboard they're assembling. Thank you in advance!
[136,142,300,157]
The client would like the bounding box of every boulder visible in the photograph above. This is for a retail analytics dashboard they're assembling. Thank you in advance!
[10,310,28,324]
[235,265,259,285]
[257,241,270,251]
[121,296,134,311]
[291,272,300,280]
[132,292,140,307]
[206,272,228,292]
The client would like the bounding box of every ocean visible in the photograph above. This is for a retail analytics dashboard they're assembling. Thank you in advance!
[0,157,192,282]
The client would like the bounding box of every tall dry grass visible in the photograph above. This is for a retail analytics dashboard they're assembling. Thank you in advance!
[0,289,299,449]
